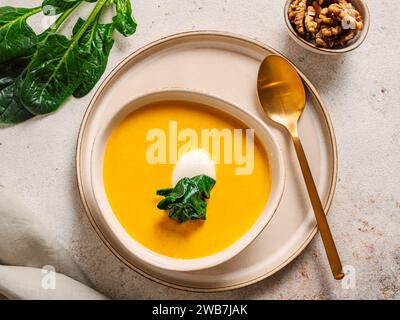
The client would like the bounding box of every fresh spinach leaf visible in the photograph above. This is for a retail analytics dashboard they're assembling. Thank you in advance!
[112,0,137,36]
[0,57,34,124]
[20,34,82,114]
[42,0,97,16]
[0,6,41,64]
[72,17,115,98]
[20,0,109,115]
[156,175,216,223]
[0,4,83,124]
[0,55,30,79]
[1,0,137,122]
[0,77,33,124]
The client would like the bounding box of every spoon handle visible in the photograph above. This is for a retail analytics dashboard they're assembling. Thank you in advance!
[291,134,344,280]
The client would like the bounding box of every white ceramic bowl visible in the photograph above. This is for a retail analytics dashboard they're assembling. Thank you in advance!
[90,89,285,271]
[284,0,370,55]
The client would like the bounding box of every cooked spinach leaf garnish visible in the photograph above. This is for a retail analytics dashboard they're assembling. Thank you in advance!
[0,0,137,125]
[156,175,216,223]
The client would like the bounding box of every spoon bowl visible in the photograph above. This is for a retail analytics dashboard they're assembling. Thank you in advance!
[257,55,306,130]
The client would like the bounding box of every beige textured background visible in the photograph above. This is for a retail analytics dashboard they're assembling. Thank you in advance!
[0,0,399,299]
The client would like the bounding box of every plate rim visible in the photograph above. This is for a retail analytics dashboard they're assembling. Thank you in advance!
[76,30,338,292]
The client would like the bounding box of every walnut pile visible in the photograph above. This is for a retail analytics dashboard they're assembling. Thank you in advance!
[288,0,364,48]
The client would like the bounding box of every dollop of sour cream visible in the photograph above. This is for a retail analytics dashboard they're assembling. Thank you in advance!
[172,149,216,185]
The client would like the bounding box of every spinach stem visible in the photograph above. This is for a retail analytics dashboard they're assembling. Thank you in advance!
[28,7,43,16]
[72,0,109,45]
[49,2,82,33]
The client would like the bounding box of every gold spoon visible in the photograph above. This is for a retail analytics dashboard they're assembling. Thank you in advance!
[257,55,344,280]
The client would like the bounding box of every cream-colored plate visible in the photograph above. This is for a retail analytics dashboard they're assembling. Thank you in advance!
[77,31,337,292]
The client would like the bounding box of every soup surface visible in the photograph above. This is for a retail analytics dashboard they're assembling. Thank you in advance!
[103,101,271,259]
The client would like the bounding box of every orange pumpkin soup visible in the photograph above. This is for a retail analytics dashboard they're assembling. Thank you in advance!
[103,101,271,259]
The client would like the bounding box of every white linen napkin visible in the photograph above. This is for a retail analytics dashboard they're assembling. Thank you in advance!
[0,186,107,299]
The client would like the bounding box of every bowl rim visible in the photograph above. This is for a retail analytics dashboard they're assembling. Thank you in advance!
[89,88,286,272]
[283,0,370,54]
